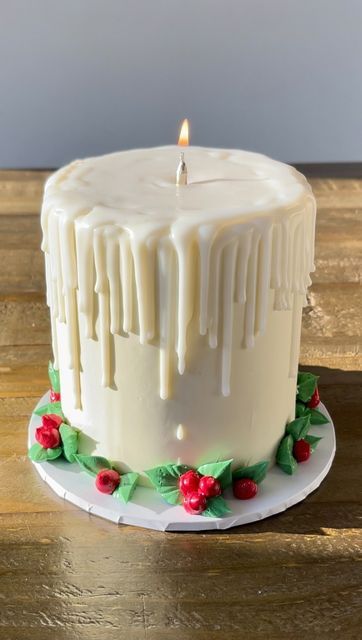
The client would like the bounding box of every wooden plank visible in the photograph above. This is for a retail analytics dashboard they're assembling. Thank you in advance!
[0,213,42,248]
[0,170,51,215]
[0,250,44,294]
[0,294,49,347]
[0,166,361,639]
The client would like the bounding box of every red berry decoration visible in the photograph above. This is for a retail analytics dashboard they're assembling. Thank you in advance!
[198,475,222,498]
[233,478,258,500]
[35,425,61,449]
[178,470,201,496]
[95,469,121,494]
[42,414,62,429]
[293,439,311,463]
[308,386,320,409]
[183,491,207,515]
[50,389,61,403]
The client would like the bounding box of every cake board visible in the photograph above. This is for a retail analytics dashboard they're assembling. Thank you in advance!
[28,392,336,532]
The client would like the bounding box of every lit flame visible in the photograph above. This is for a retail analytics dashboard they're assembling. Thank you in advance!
[178,119,189,147]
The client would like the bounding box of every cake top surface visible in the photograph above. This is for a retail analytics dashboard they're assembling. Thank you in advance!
[46,146,311,227]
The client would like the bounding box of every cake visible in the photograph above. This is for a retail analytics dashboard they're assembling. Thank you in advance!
[38,145,317,495]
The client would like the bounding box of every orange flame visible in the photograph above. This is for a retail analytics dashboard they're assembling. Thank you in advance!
[178,119,189,147]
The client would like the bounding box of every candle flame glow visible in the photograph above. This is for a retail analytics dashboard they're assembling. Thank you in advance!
[178,119,189,147]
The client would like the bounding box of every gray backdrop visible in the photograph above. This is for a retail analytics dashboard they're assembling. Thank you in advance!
[1,0,361,167]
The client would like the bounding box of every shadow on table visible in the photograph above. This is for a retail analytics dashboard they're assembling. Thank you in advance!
[209,365,362,537]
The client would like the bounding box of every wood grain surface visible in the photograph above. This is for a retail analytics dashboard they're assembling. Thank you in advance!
[0,166,361,639]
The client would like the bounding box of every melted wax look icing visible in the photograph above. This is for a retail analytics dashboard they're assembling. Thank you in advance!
[41,146,316,475]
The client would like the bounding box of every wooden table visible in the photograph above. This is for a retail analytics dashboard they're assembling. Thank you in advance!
[0,166,361,639]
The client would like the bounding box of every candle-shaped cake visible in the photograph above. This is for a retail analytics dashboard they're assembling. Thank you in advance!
[41,145,315,482]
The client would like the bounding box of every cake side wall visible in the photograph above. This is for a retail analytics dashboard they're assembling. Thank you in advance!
[42,161,315,481]
[56,290,302,479]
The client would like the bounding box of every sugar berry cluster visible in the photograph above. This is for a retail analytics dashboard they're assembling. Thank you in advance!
[95,469,121,494]
[232,477,258,500]
[292,385,320,464]
[307,386,320,409]
[50,389,61,403]
[293,439,311,463]
[178,470,221,514]
[35,413,63,448]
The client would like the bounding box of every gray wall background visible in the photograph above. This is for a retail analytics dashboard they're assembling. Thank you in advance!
[1,0,361,168]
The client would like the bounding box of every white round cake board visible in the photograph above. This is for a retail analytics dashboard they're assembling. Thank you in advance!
[28,392,336,532]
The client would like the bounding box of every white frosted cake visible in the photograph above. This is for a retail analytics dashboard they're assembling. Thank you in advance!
[40,145,316,486]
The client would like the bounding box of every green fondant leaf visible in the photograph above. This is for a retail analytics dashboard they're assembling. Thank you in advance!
[34,401,64,418]
[144,463,189,505]
[159,486,183,505]
[113,472,139,503]
[295,401,308,418]
[232,460,269,484]
[276,435,297,475]
[297,372,318,403]
[74,454,112,477]
[48,361,60,393]
[145,463,190,488]
[28,443,62,462]
[305,434,323,451]
[197,459,233,489]
[203,495,232,518]
[286,415,311,441]
[308,408,329,425]
[59,423,78,463]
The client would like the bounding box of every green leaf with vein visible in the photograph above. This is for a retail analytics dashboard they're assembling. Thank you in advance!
[203,495,232,518]
[113,472,139,503]
[145,463,191,487]
[276,435,297,475]
[144,463,190,505]
[297,372,318,403]
[59,423,79,462]
[305,435,323,451]
[232,460,268,484]
[28,443,62,462]
[34,402,64,418]
[286,415,311,441]
[295,402,329,425]
[197,459,233,489]
[308,408,329,425]
[295,401,308,418]
[159,486,183,505]
[48,361,60,393]
[74,454,112,476]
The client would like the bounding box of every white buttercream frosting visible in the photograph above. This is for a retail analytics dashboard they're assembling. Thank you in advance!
[41,146,315,475]
[42,146,315,406]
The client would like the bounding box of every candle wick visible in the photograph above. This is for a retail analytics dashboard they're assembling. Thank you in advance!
[176,151,187,186]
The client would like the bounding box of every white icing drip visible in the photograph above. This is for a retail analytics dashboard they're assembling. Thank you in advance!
[45,253,59,369]
[131,234,156,345]
[176,424,185,441]
[289,293,303,378]
[76,224,94,339]
[119,234,133,334]
[255,224,272,336]
[94,229,111,388]
[221,239,238,396]
[42,146,316,406]
[106,231,121,335]
[158,238,175,400]
[198,225,215,336]
[208,234,224,349]
[174,232,194,374]
[243,229,260,349]
[236,228,252,304]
